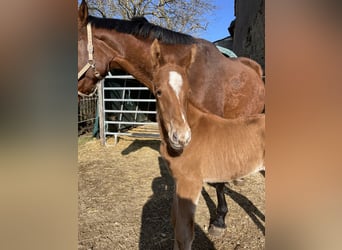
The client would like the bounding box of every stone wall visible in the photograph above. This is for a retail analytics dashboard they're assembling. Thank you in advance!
[233,0,265,71]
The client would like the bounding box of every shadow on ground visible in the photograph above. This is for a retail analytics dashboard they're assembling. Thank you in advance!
[138,157,216,249]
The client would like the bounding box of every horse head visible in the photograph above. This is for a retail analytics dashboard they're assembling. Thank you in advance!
[77,0,112,96]
[151,39,197,150]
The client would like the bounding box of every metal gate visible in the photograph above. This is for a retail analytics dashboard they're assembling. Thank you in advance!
[78,94,98,136]
[97,73,159,145]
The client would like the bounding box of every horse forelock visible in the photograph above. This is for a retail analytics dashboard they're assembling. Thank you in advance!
[86,15,195,45]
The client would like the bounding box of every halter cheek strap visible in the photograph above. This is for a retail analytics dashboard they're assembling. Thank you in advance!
[78,23,102,97]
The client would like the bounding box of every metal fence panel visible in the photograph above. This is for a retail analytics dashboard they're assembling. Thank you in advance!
[99,75,159,144]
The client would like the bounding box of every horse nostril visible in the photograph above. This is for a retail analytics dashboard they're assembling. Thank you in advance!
[172,132,178,142]
[185,136,191,145]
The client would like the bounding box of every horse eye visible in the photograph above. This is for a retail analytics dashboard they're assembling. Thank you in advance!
[156,89,162,97]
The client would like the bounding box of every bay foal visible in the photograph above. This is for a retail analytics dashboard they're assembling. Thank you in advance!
[151,40,265,250]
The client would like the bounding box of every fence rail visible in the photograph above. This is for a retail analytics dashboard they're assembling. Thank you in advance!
[97,75,158,145]
[78,94,98,135]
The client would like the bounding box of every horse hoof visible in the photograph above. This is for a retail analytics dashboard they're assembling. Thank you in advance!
[233,178,245,186]
[208,224,226,237]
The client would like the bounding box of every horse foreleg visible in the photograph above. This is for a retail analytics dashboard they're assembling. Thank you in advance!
[209,182,228,236]
[172,179,202,250]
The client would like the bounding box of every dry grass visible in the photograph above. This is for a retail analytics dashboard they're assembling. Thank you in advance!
[78,134,265,250]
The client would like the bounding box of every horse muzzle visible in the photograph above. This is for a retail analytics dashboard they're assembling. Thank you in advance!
[168,127,191,150]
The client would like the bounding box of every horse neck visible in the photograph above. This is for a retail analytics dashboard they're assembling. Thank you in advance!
[185,100,211,128]
[97,30,154,88]
[186,99,258,129]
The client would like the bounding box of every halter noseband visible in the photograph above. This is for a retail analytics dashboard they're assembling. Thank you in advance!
[78,23,102,97]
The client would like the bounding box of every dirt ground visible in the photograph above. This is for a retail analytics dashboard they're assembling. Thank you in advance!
[78,134,265,250]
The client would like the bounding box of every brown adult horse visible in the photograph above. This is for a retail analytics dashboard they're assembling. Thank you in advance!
[150,39,265,250]
[78,0,265,233]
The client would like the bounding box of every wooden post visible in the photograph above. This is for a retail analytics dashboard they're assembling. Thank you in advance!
[97,80,105,146]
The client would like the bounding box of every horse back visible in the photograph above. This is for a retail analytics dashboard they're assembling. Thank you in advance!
[188,39,265,118]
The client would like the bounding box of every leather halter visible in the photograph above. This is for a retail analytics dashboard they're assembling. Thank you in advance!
[78,23,102,97]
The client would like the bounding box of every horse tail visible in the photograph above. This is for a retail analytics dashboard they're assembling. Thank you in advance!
[238,57,263,78]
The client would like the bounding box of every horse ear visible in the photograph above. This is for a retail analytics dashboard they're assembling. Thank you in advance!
[182,44,197,71]
[151,39,161,69]
[78,0,89,26]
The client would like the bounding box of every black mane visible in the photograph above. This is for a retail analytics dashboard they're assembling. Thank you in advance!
[87,15,196,45]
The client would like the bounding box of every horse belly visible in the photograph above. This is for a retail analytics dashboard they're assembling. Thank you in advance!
[202,161,263,183]
[200,149,264,183]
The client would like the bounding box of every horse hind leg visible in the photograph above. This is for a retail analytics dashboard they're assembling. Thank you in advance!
[209,183,228,237]
[172,180,202,250]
